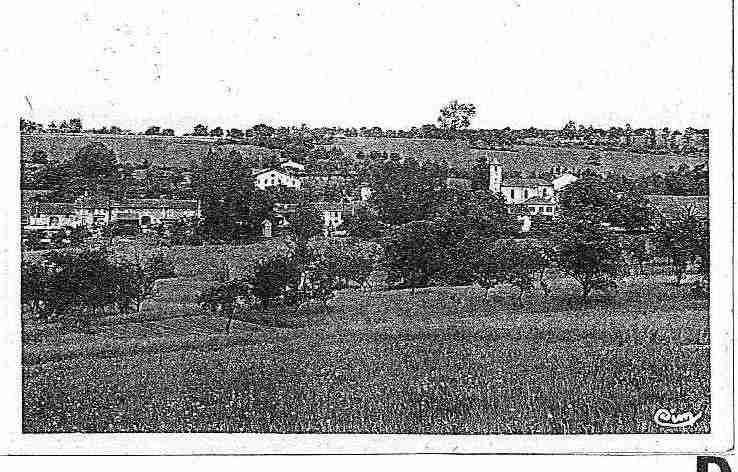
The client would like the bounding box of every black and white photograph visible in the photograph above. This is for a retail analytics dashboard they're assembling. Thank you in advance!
[1,0,733,456]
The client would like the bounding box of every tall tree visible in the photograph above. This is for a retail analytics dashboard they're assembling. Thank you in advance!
[554,223,623,304]
[653,209,708,285]
[369,157,447,226]
[194,149,271,241]
[62,142,120,198]
[437,100,477,132]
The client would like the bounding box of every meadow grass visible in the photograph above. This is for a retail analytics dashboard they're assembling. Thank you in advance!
[22,272,709,434]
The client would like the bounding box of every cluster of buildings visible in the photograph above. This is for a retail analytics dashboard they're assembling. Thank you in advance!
[487,156,577,230]
[21,150,581,244]
[22,196,201,232]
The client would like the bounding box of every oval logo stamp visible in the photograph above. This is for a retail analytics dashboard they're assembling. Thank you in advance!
[653,408,703,428]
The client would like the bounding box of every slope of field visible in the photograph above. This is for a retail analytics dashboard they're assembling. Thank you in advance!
[20,133,279,168]
[23,260,709,434]
[328,137,474,170]
[473,146,708,177]
[328,137,706,176]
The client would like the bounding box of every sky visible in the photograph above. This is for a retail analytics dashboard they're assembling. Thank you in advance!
[8,0,727,133]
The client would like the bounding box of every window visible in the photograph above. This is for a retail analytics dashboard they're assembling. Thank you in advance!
[510,189,515,199]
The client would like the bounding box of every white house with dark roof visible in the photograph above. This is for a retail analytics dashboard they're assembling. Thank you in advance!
[253,168,302,190]
[499,178,555,204]
[553,173,578,190]
[279,159,306,172]
[489,156,555,204]
[514,196,558,216]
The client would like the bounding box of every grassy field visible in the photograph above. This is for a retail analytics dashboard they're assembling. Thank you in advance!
[22,241,709,433]
[20,133,279,168]
[22,133,705,179]
[328,137,706,175]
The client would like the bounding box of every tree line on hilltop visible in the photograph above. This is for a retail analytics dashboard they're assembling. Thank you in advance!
[20,99,708,160]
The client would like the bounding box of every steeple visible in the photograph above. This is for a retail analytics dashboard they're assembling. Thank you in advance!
[488,155,502,194]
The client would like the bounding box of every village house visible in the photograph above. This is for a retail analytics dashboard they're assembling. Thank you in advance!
[511,196,557,217]
[24,202,78,229]
[488,156,554,205]
[499,178,555,204]
[552,173,578,190]
[488,156,579,232]
[279,159,306,172]
[22,197,200,231]
[313,201,364,235]
[253,168,302,190]
[299,170,351,187]
[268,201,364,237]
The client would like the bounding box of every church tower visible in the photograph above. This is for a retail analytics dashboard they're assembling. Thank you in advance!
[488,155,502,194]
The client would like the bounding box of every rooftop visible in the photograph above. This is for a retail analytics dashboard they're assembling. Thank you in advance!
[501,178,553,187]
[520,196,556,206]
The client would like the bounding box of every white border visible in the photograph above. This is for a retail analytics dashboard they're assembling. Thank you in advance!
[0,1,733,455]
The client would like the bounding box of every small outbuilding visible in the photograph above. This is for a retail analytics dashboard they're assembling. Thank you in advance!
[261,219,273,238]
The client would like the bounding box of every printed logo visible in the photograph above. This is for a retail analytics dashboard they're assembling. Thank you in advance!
[653,408,703,428]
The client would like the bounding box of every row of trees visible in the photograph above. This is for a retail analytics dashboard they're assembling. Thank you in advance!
[21,250,175,325]
[198,237,383,331]
[361,175,709,305]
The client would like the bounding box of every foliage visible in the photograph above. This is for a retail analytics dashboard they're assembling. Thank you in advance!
[474,238,555,305]
[198,278,247,333]
[470,155,489,190]
[437,100,477,131]
[21,249,176,324]
[307,238,383,295]
[652,209,709,285]
[383,221,442,290]
[622,233,652,275]
[340,206,386,240]
[249,255,301,310]
[287,203,323,243]
[558,177,652,231]
[553,223,623,303]
[368,157,448,226]
[430,189,518,285]
[193,149,273,242]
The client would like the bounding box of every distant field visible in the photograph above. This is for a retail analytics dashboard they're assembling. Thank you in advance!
[328,137,706,176]
[21,133,705,178]
[475,146,708,177]
[22,259,709,433]
[20,133,279,168]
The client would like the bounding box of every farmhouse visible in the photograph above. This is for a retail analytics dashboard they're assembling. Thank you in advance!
[279,159,306,172]
[512,196,558,216]
[22,197,200,231]
[488,156,555,204]
[24,203,78,229]
[253,168,302,190]
[552,173,578,190]
[499,178,555,204]
[313,201,364,235]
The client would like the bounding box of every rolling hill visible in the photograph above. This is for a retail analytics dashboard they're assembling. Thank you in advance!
[20,133,280,168]
[328,136,707,176]
[21,133,707,178]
